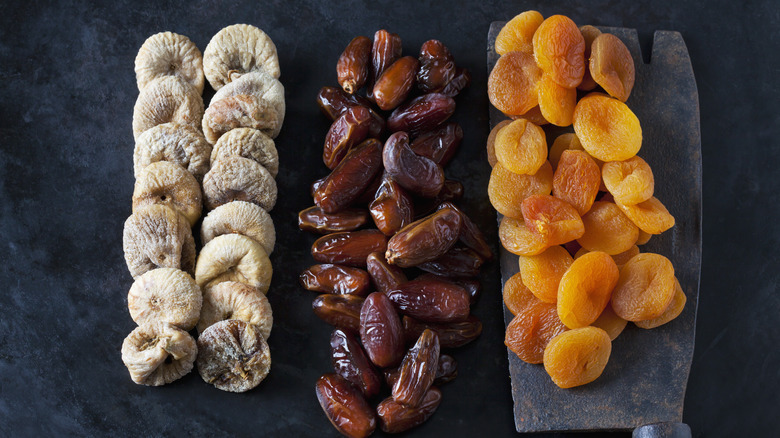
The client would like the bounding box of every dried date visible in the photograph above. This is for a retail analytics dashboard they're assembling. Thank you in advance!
[383,131,445,198]
[385,276,470,323]
[300,264,371,296]
[312,294,365,333]
[417,40,456,93]
[376,387,442,434]
[330,329,382,398]
[434,354,458,385]
[298,206,369,234]
[316,373,376,438]
[416,273,481,305]
[387,93,456,134]
[410,122,462,166]
[439,67,471,97]
[360,292,405,368]
[312,229,388,267]
[369,174,414,236]
[322,106,374,169]
[414,179,464,217]
[316,86,385,137]
[386,205,461,267]
[417,246,484,278]
[403,315,483,348]
[337,36,372,94]
[316,139,383,213]
[373,56,419,111]
[392,329,440,406]
[370,30,403,96]
[438,202,493,261]
[366,251,408,293]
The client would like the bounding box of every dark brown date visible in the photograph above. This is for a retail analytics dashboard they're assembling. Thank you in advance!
[370,30,402,95]
[312,294,365,333]
[383,131,444,198]
[316,373,376,438]
[359,292,404,368]
[369,174,414,236]
[415,273,481,305]
[385,277,470,323]
[316,139,383,213]
[316,86,385,137]
[330,329,382,399]
[337,36,372,94]
[300,264,371,296]
[311,176,326,198]
[385,205,461,268]
[387,93,455,134]
[373,56,419,111]
[403,315,483,349]
[353,170,384,206]
[376,387,442,434]
[417,246,483,278]
[438,202,493,261]
[440,67,471,97]
[417,40,456,93]
[366,252,407,293]
[298,206,369,234]
[322,106,375,170]
[392,329,440,406]
[434,354,458,385]
[410,122,462,167]
[413,179,465,217]
[312,229,388,267]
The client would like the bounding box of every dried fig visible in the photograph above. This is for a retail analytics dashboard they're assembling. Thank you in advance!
[196,319,271,392]
[197,281,273,340]
[123,204,196,278]
[211,127,279,178]
[210,71,286,139]
[127,267,202,331]
[203,24,280,90]
[121,321,197,386]
[202,94,280,144]
[132,76,204,140]
[202,156,277,211]
[201,200,275,255]
[131,160,202,227]
[133,122,212,182]
[135,31,204,94]
[195,234,273,294]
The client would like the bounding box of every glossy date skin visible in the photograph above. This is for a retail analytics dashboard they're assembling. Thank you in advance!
[373,56,419,111]
[415,273,481,305]
[330,329,382,398]
[311,229,388,267]
[359,292,404,368]
[323,107,379,170]
[369,30,402,98]
[365,252,408,293]
[392,329,440,407]
[417,40,456,94]
[300,264,371,296]
[438,202,494,261]
[387,93,456,134]
[403,315,483,349]
[316,373,376,438]
[417,246,484,278]
[316,139,383,214]
[316,86,385,137]
[369,174,414,236]
[410,122,462,167]
[385,277,470,323]
[385,205,461,268]
[384,353,457,387]
[440,67,471,97]
[337,36,372,94]
[376,387,442,434]
[413,179,464,217]
[298,206,369,234]
[312,294,365,333]
[382,131,445,199]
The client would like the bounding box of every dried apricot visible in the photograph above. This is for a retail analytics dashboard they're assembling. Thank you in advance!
[532,15,586,88]
[514,105,549,125]
[543,326,611,388]
[488,161,553,218]
[498,216,549,256]
[488,51,542,116]
[636,229,652,245]
[518,246,573,303]
[505,300,567,364]
[635,277,686,329]
[610,245,639,266]
[552,150,601,215]
[577,201,639,255]
[503,272,538,315]
[494,119,547,174]
[548,133,583,169]
[537,74,576,127]
[486,120,511,167]
[591,303,627,340]
[616,197,675,235]
[521,195,584,246]
[573,94,642,162]
[590,33,635,102]
[577,25,602,91]
[495,10,544,55]
[557,251,619,328]
[602,156,654,205]
[611,253,676,321]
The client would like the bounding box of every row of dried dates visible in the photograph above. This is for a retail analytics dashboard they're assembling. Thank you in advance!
[299,30,491,437]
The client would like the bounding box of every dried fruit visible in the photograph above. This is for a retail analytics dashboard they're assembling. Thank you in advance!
[360,292,404,368]
[135,32,204,94]
[616,196,676,235]
[133,122,212,182]
[316,86,377,124]
[611,245,640,266]
[197,281,273,340]
[127,267,202,331]
[373,56,419,111]
[495,10,544,55]
[316,373,376,438]
[202,94,279,144]
[611,253,676,321]
[403,315,482,349]
[300,264,371,296]
[383,131,445,198]
[590,33,635,102]
[210,71,286,138]
[366,252,407,293]
[201,201,276,255]
[521,195,585,245]
[413,179,465,217]
[537,73,576,126]
[636,229,652,245]
[313,294,365,332]
[417,246,484,278]
[553,150,601,215]
[132,76,204,140]
[197,319,271,392]
[573,94,642,162]
[392,329,440,406]
[635,277,687,329]
[195,234,273,294]
[211,127,279,178]
[601,156,654,205]
[298,206,370,234]
[417,40,456,93]
[337,36,372,94]
[548,133,583,170]
[498,216,549,256]
[505,300,567,364]
[434,355,458,385]
[202,156,277,211]
[503,272,538,315]
[488,51,542,116]
[387,93,456,134]
[369,174,414,235]
[377,387,442,433]
[410,122,462,166]
[416,274,481,305]
[557,251,619,328]
[440,202,493,261]
[123,204,196,278]
[132,160,202,226]
[486,120,512,167]
[386,206,461,267]
[532,15,586,88]
[322,106,375,169]
[121,321,197,386]
[311,230,388,267]
[330,329,382,398]
[543,326,611,388]
[316,138,383,213]
[488,161,553,218]
[439,67,471,97]
[370,30,403,89]
[577,201,639,255]
[494,118,547,175]
[577,25,602,91]
[386,277,470,323]
[591,303,628,340]
[203,24,280,90]
[518,246,573,303]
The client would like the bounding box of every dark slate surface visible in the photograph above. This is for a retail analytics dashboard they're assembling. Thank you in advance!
[0,1,777,437]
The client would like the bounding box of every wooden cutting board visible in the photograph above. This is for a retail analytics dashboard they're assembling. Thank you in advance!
[487,21,702,433]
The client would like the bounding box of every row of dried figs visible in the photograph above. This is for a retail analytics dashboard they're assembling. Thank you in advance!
[488,11,686,389]
[121,24,284,393]
[301,31,489,437]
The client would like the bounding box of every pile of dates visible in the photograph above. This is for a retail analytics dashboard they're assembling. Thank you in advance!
[298,30,491,437]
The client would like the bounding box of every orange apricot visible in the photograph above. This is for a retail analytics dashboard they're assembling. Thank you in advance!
[532,15,586,88]
[488,161,553,218]
[602,156,654,205]
[616,197,675,235]
[537,74,576,127]
[611,245,640,266]
[635,277,687,329]
[553,150,601,215]
[503,272,539,316]
[505,300,567,364]
[486,120,512,167]
[498,216,549,256]
[548,133,583,169]
[611,253,676,321]
[518,246,573,303]
[591,303,628,340]
[573,94,642,162]
[513,105,549,126]
[495,10,544,55]
[543,326,611,388]
[577,201,639,255]
[494,119,547,175]
[521,195,585,246]
[590,33,635,102]
[577,25,602,91]
[636,229,652,245]
[557,251,619,328]
[488,51,542,116]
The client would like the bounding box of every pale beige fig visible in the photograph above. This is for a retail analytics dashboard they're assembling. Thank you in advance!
[202,94,280,144]
[203,24,280,91]
[123,204,196,278]
[201,200,275,254]
[133,123,212,182]
[127,267,202,331]
[132,161,202,226]
[197,281,273,340]
[121,321,197,386]
[132,76,204,140]
[201,156,276,212]
[195,234,272,294]
[210,72,285,140]
[134,31,205,94]
[211,127,279,177]
[197,319,271,392]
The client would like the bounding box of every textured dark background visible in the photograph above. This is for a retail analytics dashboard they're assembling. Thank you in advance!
[0,1,777,437]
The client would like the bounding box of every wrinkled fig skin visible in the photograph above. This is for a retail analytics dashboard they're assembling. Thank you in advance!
[312,294,365,333]
[316,373,377,438]
[322,106,375,170]
[121,322,197,386]
[196,281,273,339]
[417,246,484,278]
[316,139,384,213]
[369,174,414,236]
[383,131,445,198]
[202,94,279,144]
[403,315,483,349]
[387,93,456,134]
[373,56,419,111]
[416,273,481,305]
[417,40,456,94]
[311,230,388,268]
[298,206,370,234]
[414,179,465,217]
[410,123,463,167]
[439,67,471,97]
[376,387,443,434]
[385,277,470,323]
[337,36,372,95]
[330,329,382,398]
[316,87,385,138]
[370,30,403,94]
[366,252,408,294]
[385,206,462,268]
[196,320,271,393]
[359,292,405,368]
[392,329,440,407]
[300,264,371,296]
[438,202,494,261]
[434,354,458,385]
